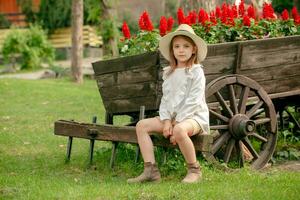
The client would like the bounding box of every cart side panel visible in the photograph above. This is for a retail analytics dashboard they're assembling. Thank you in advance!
[238,36,300,95]
[92,52,161,114]
[203,42,238,84]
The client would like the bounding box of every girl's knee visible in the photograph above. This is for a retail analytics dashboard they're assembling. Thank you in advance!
[173,125,188,142]
[136,119,147,131]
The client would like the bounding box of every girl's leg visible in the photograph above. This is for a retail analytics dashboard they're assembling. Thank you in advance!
[127,117,164,183]
[172,120,202,183]
[172,121,197,163]
[136,117,164,163]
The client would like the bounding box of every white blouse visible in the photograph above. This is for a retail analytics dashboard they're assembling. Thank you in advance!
[159,64,210,133]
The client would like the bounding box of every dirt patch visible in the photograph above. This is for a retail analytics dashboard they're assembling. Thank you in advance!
[271,161,300,172]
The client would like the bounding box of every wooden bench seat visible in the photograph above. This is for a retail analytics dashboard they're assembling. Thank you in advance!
[54,119,213,166]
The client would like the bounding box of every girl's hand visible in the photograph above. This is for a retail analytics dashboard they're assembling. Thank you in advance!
[170,135,176,145]
[163,120,172,138]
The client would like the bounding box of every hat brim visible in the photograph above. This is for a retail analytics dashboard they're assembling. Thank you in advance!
[159,30,207,63]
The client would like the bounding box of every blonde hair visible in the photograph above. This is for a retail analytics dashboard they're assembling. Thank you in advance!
[166,35,199,76]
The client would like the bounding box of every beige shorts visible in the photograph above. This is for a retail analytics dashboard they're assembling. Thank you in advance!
[157,117,203,136]
[184,118,203,136]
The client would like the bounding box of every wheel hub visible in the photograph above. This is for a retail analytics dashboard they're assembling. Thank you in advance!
[229,114,256,139]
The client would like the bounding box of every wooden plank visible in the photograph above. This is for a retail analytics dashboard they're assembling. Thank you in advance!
[104,96,160,114]
[240,49,300,70]
[99,82,157,100]
[54,120,213,152]
[92,51,159,75]
[241,35,300,52]
[240,36,300,70]
[202,55,235,75]
[239,63,300,82]
[95,65,158,87]
[257,75,300,95]
[207,42,238,56]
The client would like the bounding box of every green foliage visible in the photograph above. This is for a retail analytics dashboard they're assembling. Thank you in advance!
[1,25,55,70]
[0,13,11,28]
[17,0,102,34]
[275,106,300,161]
[17,0,38,23]
[38,0,72,34]
[119,30,160,56]
[101,20,115,43]
[84,0,102,25]
[272,0,294,13]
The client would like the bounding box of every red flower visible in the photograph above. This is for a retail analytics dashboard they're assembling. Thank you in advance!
[262,3,276,19]
[167,16,174,31]
[122,21,130,39]
[139,11,153,31]
[295,17,300,25]
[185,16,191,25]
[139,14,146,30]
[292,6,299,20]
[215,6,221,19]
[209,11,217,25]
[243,15,251,27]
[221,3,228,24]
[159,16,168,36]
[188,11,197,25]
[247,4,256,19]
[227,5,235,26]
[198,8,209,25]
[232,5,238,18]
[281,9,289,21]
[238,0,245,17]
[177,8,186,24]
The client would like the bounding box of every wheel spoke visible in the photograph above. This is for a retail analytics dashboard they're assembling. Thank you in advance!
[223,138,235,163]
[238,86,250,114]
[212,132,231,154]
[210,124,229,130]
[250,132,268,143]
[250,108,265,119]
[209,109,229,123]
[246,100,264,118]
[242,137,259,159]
[237,141,245,167]
[255,118,271,125]
[214,91,234,117]
[228,84,238,114]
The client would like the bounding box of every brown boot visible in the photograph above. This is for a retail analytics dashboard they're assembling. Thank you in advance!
[127,162,161,183]
[182,162,202,183]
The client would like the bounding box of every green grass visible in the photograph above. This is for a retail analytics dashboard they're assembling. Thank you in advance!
[0,78,299,200]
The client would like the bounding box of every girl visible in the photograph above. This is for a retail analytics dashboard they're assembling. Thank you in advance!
[127,24,209,184]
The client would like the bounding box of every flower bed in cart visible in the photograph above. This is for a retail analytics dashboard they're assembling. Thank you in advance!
[120,2,300,56]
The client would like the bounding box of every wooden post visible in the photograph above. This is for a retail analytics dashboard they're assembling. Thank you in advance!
[88,116,97,165]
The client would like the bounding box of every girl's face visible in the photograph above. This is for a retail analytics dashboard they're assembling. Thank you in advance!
[172,36,196,67]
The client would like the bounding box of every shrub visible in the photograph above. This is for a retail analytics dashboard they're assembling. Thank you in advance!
[1,25,55,70]
[0,13,11,28]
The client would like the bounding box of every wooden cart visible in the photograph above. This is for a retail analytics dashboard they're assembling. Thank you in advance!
[54,35,300,170]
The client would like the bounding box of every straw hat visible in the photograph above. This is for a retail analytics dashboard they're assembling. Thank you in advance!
[159,24,207,63]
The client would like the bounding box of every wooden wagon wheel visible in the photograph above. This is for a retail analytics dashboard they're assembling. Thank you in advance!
[203,75,277,170]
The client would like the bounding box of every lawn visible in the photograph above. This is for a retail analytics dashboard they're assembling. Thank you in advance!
[0,78,299,200]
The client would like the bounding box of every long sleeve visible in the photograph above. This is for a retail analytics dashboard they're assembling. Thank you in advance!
[159,66,171,120]
[159,95,171,120]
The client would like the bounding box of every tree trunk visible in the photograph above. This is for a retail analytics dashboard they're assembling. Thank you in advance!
[71,0,83,84]
[100,0,119,57]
